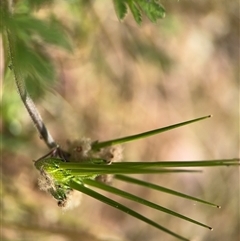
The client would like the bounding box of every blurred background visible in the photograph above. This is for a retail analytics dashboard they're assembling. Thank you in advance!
[1,1,239,241]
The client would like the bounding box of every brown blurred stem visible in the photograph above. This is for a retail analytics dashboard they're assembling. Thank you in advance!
[4,1,57,149]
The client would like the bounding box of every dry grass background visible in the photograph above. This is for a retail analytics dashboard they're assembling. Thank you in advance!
[1,1,239,241]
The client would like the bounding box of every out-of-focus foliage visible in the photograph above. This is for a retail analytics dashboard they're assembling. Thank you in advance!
[113,0,165,24]
[1,0,72,98]
[1,0,166,100]
[19,0,55,10]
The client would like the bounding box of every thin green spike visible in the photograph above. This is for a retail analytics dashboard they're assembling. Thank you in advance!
[91,115,212,150]
[58,158,239,171]
[69,180,190,241]
[115,175,220,208]
[112,158,240,168]
[58,161,201,175]
[83,179,213,229]
[68,168,200,175]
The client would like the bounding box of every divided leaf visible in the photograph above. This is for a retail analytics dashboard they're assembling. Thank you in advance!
[137,0,165,22]
[128,0,142,24]
[7,14,72,51]
[113,0,128,20]
[112,0,166,24]
[5,12,72,97]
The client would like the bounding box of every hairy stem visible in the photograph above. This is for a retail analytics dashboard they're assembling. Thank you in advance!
[4,2,57,149]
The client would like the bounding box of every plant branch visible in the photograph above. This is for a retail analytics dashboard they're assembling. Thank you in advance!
[5,10,57,149]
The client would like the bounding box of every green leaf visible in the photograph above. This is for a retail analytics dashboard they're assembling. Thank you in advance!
[128,0,142,24]
[91,115,212,150]
[58,158,239,176]
[11,38,55,97]
[70,168,199,175]
[137,0,165,22]
[115,175,220,208]
[69,180,190,241]
[39,15,72,51]
[113,0,128,20]
[25,0,54,10]
[112,0,165,24]
[8,14,72,51]
[58,160,201,175]
[14,0,53,13]
[83,179,212,230]
[5,12,72,97]
[112,159,240,168]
